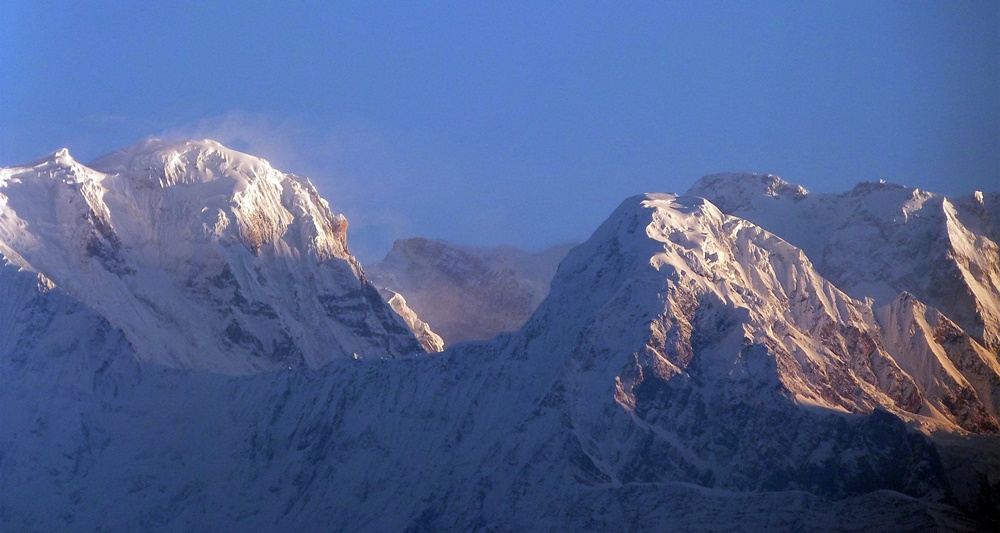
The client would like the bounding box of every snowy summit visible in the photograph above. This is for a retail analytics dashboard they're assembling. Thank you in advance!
[0,139,423,374]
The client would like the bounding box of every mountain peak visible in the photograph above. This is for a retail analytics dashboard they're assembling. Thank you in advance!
[527,189,1000,437]
[686,172,807,213]
[7,147,96,185]
[89,138,275,190]
[0,140,423,374]
[49,147,72,162]
[30,147,75,166]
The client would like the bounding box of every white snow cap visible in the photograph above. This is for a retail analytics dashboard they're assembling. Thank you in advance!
[0,138,423,375]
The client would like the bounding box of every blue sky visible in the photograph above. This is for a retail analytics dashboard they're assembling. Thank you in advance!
[2,1,998,261]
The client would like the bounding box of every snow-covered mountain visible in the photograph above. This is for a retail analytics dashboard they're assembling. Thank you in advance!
[688,172,1000,355]
[2,144,999,531]
[367,238,573,346]
[0,139,423,374]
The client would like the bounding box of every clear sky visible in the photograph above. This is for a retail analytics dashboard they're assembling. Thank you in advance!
[2,1,998,262]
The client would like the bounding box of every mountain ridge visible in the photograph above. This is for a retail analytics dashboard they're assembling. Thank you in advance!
[0,138,424,374]
[2,142,998,530]
[688,172,1000,354]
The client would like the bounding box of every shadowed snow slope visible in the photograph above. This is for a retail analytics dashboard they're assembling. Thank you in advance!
[3,190,998,530]
[0,140,423,374]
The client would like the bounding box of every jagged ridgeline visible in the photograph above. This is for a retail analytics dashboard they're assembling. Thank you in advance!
[1,140,998,531]
[0,140,423,374]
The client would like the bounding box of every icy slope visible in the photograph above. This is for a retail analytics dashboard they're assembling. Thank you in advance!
[367,238,573,346]
[0,140,422,374]
[4,191,997,531]
[688,173,1000,354]
[528,194,998,435]
[877,292,1000,433]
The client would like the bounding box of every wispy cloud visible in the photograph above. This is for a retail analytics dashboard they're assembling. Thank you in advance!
[157,111,314,174]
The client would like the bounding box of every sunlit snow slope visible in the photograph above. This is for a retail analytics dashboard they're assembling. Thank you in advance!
[689,173,1000,355]
[0,139,423,374]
